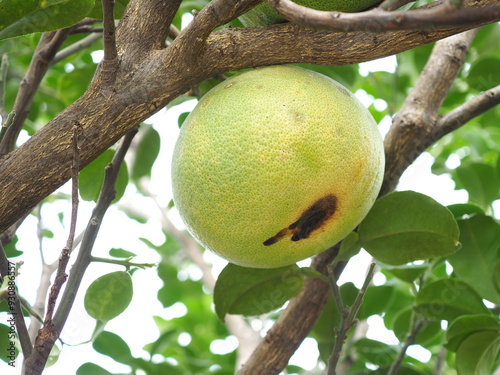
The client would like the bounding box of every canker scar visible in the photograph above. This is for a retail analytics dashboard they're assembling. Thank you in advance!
[263,195,337,246]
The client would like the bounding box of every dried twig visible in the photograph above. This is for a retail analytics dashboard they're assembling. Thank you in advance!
[51,33,103,67]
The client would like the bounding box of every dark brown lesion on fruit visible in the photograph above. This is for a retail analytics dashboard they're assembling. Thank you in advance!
[263,195,337,246]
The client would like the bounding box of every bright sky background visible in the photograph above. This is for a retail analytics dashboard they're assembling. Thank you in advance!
[0,20,472,375]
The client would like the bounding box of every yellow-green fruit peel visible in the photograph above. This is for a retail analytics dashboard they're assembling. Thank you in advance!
[171,66,384,268]
[240,0,381,27]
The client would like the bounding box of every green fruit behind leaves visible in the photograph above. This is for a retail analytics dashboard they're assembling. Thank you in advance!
[240,0,381,27]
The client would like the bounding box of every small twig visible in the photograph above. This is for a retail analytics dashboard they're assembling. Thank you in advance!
[387,317,427,375]
[0,29,71,155]
[433,346,447,375]
[44,125,81,324]
[51,33,103,67]
[265,0,500,32]
[327,263,376,375]
[0,111,15,143]
[0,54,9,121]
[102,0,118,63]
[91,256,156,270]
[436,84,500,137]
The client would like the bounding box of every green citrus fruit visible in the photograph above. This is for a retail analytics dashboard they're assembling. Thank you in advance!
[240,0,381,27]
[171,65,384,268]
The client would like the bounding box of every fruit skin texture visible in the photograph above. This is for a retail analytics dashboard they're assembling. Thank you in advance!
[171,66,384,268]
[239,0,381,27]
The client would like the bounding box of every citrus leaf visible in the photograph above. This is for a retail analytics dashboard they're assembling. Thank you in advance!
[415,278,489,321]
[213,263,303,321]
[452,162,500,209]
[84,271,133,321]
[467,57,500,91]
[0,323,20,363]
[79,149,128,202]
[353,338,398,367]
[446,314,500,352]
[0,0,95,40]
[76,362,113,375]
[131,125,161,181]
[447,215,500,304]
[392,307,442,345]
[358,191,460,265]
[381,263,428,283]
[456,331,500,375]
[446,203,485,219]
[109,248,137,258]
[93,331,133,365]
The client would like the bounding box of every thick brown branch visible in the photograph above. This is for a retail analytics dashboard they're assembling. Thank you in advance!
[266,0,500,32]
[382,29,477,195]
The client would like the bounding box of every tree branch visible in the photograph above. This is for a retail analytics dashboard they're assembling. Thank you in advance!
[382,28,477,195]
[0,29,71,155]
[22,128,137,375]
[265,0,500,32]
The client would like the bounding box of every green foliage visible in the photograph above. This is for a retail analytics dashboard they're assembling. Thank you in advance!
[84,271,133,321]
[79,149,128,202]
[357,191,460,265]
[0,0,95,40]
[213,263,304,321]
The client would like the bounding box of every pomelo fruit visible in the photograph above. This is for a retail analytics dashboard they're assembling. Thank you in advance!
[171,65,384,268]
[239,0,381,27]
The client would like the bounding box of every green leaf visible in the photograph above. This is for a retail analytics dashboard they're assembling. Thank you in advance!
[467,57,500,91]
[453,162,500,209]
[446,314,500,352]
[79,149,128,202]
[3,235,23,258]
[76,362,113,375]
[381,263,428,283]
[84,271,133,321]
[178,112,190,128]
[0,323,19,363]
[358,191,460,265]
[357,285,395,320]
[446,203,485,219]
[93,331,133,364]
[456,331,500,375]
[353,338,398,367]
[46,345,60,367]
[0,0,95,40]
[131,125,161,181]
[447,215,500,304]
[392,307,442,345]
[109,248,137,258]
[213,263,303,321]
[336,231,361,264]
[415,278,490,321]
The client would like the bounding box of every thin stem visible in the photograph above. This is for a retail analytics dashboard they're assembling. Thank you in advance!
[0,54,9,121]
[327,263,376,375]
[51,32,103,67]
[387,317,427,375]
[91,256,156,269]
